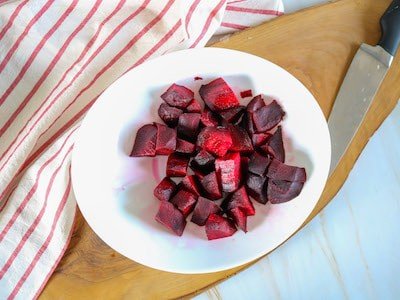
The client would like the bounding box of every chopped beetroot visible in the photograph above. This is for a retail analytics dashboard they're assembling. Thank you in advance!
[228,125,253,153]
[130,124,157,157]
[260,126,285,162]
[155,201,186,236]
[205,214,237,240]
[199,78,240,112]
[191,150,215,173]
[242,112,256,135]
[194,76,203,81]
[200,107,220,127]
[252,133,271,147]
[267,159,306,182]
[219,106,245,123]
[268,179,304,204]
[166,153,189,177]
[253,100,285,132]
[215,152,241,193]
[200,171,222,200]
[246,173,268,204]
[191,197,221,226]
[223,186,255,216]
[154,177,177,201]
[247,95,265,113]
[240,89,253,98]
[248,152,271,176]
[197,127,233,157]
[158,103,183,127]
[177,113,201,141]
[161,84,194,109]
[176,138,195,154]
[170,189,198,217]
[155,123,177,155]
[228,207,247,232]
[186,99,202,113]
[241,156,250,179]
[181,175,201,196]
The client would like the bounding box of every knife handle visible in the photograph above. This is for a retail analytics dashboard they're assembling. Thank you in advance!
[378,0,400,56]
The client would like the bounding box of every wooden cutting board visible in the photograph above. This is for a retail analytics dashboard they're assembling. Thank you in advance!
[40,0,400,298]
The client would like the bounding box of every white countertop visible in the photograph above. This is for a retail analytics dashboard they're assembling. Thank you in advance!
[196,1,400,299]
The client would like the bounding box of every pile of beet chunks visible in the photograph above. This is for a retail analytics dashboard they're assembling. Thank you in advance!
[131,78,306,240]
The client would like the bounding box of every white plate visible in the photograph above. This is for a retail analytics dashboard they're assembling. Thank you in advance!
[72,48,331,274]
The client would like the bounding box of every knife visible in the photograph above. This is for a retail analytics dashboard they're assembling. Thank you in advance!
[328,0,400,175]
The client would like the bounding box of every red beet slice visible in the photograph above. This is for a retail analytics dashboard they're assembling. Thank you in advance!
[247,95,265,113]
[176,138,195,154]
[268,179,304,204]
[177,113,201,141]
[205,214,237,240]
[130,124,157,157]
[248,152,271,176]
[251,133,271,147]
[155,201,186,236]
[215,152,241,193]
[155,123,177,155]
[200,171,222,200]
[241,112,256,135]
[228,125,253,153]
[260,126,285,162]
[267,159,306,182]
[161,84,194,109]
[170,189,198,217]
[228,207,247,232]
[186,99,202,113]
[200,107,219,127]
[197,127,232,157]
[166,153,189,177]
[253,100,285,132]
[240,89,253,98]
[191,197,221,226]
[223,186,255,216]
[191,150,215,173]
[181,175,201,196]
[219,106,245,123]
[154,177,177,201]
[199,78,240,112]
[158,103,183,127]
[246,173,268,204]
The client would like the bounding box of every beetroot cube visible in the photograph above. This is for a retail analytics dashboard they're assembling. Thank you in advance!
[197,127,232,157]
[228,207,247,232]
[252,133,271,147]
[268,179,304,204]
[253,100,285,132]
[247,95,265,113]
[246,173,268,204]
[130,124,157,157]
[177,113,201,141]
[154,177,177,201]
[242,112,256,135]
[267,159,306,182]
[161,84,194,109]
[158,103,183,127]
[199,78,240,112]
[248,152,271,176]
[223,186,255,216]
[219,106,245,123]
[240,89,253,98]
[186,99,202,113]
[205,214,237,240]
[215,152,241,193]
[191,197,221,226]
[200,171,222,200]
[191,150,215,173]
[155,201,186,236]
[166,153,189,177]
[176,138,195,154]
[170,189,198,217]
[260,126,285,162]
[228,125,253,153]
[181,175,201,196]
[200,107,219,127]
[155,123,177,155]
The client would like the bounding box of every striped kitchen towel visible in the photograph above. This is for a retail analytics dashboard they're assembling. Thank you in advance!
[0,0,283,298]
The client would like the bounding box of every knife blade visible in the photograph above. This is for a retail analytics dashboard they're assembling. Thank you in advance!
[328,0,400,175]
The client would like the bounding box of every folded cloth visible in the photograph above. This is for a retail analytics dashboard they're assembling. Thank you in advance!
[0,0,283,298]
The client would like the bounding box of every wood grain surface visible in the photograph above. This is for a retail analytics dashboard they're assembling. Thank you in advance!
[40,0,400,298]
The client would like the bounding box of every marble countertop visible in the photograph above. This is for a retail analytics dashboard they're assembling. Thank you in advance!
[195,1,400,299]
